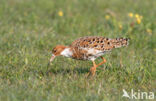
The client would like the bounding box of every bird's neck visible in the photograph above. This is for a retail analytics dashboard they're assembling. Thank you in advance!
[60,47,73,58]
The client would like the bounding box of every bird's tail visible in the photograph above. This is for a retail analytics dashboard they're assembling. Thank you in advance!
[110,38,130,48]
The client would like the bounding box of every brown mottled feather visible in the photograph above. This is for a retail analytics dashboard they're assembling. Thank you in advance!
[71,36,129,51]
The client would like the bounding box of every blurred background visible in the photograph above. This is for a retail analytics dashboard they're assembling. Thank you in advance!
[0,0,155,101]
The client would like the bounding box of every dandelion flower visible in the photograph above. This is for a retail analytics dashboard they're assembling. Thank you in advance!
[58,11,63,16]
[128,13,133,18]
[135,14,139,18]
[105,15,110,20]
[136,18,141,24]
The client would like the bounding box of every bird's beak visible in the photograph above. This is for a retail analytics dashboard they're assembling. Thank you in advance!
[50,54,56,62]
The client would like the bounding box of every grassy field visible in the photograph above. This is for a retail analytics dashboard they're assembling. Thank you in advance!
[0,0,156,101]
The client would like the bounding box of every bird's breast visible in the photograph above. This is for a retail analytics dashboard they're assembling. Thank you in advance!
[61,48,73,58]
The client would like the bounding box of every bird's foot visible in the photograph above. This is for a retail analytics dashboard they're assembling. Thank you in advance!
[86,67,96,77]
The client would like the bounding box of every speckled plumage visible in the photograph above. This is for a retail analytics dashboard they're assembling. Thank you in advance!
[50,36,129,76]
[70,36,129,60]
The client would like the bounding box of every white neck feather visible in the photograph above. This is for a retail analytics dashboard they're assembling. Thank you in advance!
[60,48,73,58]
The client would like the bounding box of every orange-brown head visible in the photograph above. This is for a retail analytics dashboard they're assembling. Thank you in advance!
[50,45,67,62]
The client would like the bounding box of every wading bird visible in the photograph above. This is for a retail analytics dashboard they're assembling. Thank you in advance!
[50,36,129,76]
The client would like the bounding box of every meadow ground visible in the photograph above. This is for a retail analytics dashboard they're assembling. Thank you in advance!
[0,0,156,101]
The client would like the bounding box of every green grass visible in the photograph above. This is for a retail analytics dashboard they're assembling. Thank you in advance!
[0,0,156,101]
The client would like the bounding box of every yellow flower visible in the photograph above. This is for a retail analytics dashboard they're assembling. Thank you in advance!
[135,14,139,18]
[105,15,110,20]
[136,18,141,24]
[118,24,123,30]
[58,11,63,16]
[128,13,133,18]
[146,29,152,34]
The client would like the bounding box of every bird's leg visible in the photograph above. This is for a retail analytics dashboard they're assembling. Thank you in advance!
[87,60,97,76]
[87,57,106,77]
[96,57,107,67]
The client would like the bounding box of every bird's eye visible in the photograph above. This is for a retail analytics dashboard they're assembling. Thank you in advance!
[53,49,56,53]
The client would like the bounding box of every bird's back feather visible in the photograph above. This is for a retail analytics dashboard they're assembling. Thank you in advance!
[71,36,129,51]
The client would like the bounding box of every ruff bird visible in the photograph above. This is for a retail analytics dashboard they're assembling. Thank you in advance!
[50,36,129,76]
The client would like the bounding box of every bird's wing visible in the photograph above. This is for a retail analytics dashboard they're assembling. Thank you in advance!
[70,36,115,51]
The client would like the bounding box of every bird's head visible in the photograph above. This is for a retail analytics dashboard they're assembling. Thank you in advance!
[50,45,67,62]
